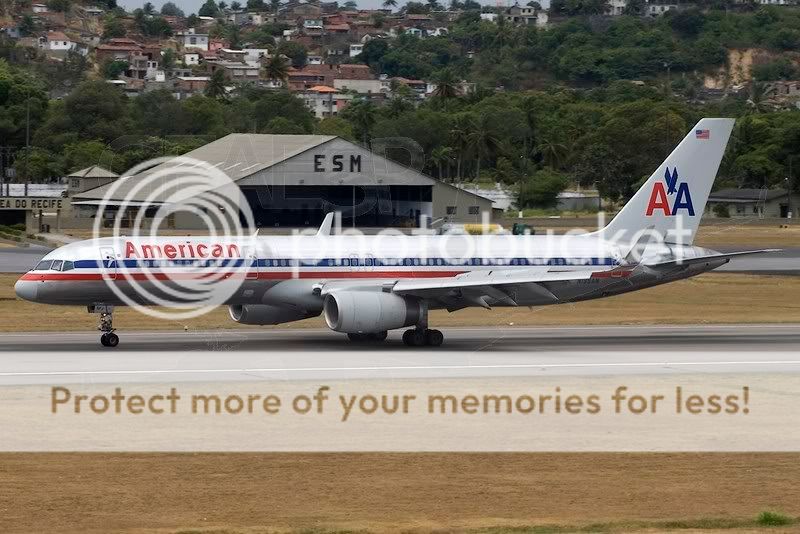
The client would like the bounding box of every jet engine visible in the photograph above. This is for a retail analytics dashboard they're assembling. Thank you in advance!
[228,304,318,325]
[323,291,423,334]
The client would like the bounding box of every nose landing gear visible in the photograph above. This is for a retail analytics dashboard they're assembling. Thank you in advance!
[89,304,119,348]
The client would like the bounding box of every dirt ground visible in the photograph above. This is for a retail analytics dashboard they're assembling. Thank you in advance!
[0,453,798,533]
[2,273,799,332]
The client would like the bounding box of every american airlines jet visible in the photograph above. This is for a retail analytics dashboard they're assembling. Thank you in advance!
[14,119,774,347]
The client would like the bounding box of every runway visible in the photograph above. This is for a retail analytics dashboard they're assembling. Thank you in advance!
[0,325,798,384]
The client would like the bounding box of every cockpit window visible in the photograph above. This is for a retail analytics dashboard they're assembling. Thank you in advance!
[62,261,74,271]
[34,260,53,271]
[51,260,63,271]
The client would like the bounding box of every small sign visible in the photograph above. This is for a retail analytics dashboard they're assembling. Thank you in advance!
[0,198,63,210]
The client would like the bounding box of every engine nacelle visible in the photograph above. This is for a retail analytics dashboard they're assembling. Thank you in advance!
[323,291,422,334]
[229,304,317,326]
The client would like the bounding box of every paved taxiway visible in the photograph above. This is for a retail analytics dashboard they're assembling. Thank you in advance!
[0,325,798,384]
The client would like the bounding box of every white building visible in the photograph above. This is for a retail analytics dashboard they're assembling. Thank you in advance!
[349,43,363,57]
[333,78,386,94]
[242,48,271,67]
[300,86,354,118]
[307,54,323,65]
[31,3,48,13]
[46,31,74,51]
[184,52,200,66]
[180,29,209,51]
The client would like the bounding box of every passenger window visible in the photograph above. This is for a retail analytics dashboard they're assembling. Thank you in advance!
[34,260,53,271]
[51,260,63,271]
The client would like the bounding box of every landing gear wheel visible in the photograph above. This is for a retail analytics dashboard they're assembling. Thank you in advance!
[100,334,109,347]
[425,329,444,347]
[403,329,427,347]
[105,332,119,347]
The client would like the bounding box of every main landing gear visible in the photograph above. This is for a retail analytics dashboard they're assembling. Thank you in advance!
[90,304,119,348]
[402,328,444,347]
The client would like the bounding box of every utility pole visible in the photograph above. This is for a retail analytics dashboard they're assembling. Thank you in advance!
[788,155,794,220]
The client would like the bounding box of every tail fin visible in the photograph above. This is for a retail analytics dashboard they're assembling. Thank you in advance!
[598,118,735,246]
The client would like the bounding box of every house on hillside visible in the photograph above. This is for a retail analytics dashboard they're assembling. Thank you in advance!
[179,29,209,51]
[46,31,74,51]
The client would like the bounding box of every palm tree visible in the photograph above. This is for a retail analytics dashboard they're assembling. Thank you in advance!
[382,0,397,8]
[747,82,769,114]
[521,96,537,158]
[467,114,502,181]
[262,54,290,85]
[535,138,568,169]
[429,146,453,180]
[205,68,228,100]
[270,0,281,12]
[432,68,459,109]
[449,114,474,181]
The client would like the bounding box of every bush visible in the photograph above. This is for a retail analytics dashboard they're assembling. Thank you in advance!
[756,511,792,527]
[518,169,570,209]
[712,202,730,218]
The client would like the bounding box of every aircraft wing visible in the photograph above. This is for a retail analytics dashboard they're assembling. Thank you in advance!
[390,267,628,309]
[647,249,781,269]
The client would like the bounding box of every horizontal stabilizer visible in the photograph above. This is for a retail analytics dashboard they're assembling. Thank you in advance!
[648,249,781,268]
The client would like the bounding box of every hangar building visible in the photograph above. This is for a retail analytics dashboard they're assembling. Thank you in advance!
[72,134,493,229]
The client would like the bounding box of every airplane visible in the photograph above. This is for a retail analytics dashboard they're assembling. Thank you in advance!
[14,118,777,348]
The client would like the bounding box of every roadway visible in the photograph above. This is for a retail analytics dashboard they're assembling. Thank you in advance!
[0,325,798,384]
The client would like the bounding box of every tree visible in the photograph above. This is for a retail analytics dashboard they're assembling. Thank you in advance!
[449,113,473,181]
[247,0,265,9]
[467,113,502,180]
[102,59,128,79]
[315,117,355,140]
[19,15,37,36]
[341,99,376,145]
[518,169,569,209]
[535,138,568,169]
[262,54,290,84]
[143,1,154,14]
[431,67,459,108]
[205,68,228,99]
[383,0,397,8]
[160,1,184,16]
[622,0,645,15]
[269,0,280,11]
[198,0,219,17]
[343,0,357,8]
[161,48,176,70]
[14,147,62,183]
[218,1,227,9]
[230,0,242,9]
[276,41,307,67]
[187,13,200,26]
[429,146,453,180]
[356,38,389,70]
[102,15,127,39]
[264,116,305,134]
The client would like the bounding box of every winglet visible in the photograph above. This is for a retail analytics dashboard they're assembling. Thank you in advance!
[316,212,334,236]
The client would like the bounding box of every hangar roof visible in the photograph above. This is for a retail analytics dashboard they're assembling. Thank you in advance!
[73,134,491,206]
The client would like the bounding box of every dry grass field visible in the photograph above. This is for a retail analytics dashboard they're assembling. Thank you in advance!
[0,453,798,533]
[0,272,798,331]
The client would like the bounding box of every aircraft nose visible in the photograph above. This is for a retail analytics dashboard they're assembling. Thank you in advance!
[14,279,38,302]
